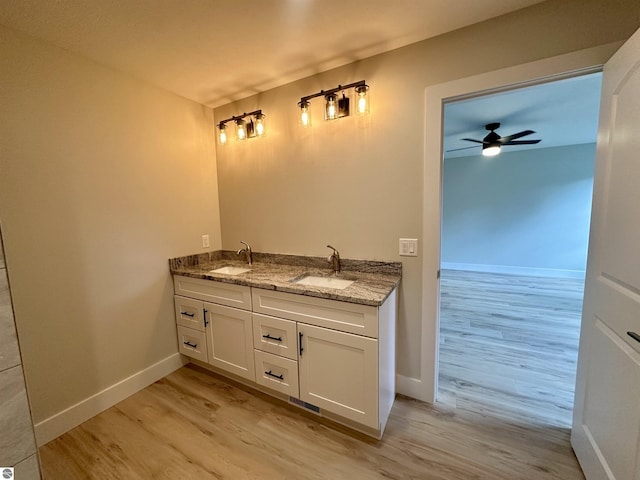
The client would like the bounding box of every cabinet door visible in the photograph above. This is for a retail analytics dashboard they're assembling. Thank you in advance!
[205,303,255,381]
[298,323,378,429]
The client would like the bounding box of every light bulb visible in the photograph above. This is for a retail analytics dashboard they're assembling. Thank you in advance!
[255,113,265,136]
[327,103,336,119]
[218,124,227,145]
[299,100,311,127]
[358,96,367,114]
[325,93,337,120]
[355,85,369,115]
[236,119,246,140]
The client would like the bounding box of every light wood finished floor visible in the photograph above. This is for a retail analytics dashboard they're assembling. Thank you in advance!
[439,269,584,428]
[40,363,585,479]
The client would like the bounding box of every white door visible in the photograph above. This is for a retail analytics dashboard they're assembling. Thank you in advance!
[571,28,640,480]
[298,323,378,429]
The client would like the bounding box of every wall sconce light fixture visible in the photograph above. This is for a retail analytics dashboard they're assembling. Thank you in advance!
[298,80,369,126]
[217,109,265,145]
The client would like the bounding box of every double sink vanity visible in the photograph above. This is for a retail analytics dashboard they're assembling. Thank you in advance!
[169,246,401,438]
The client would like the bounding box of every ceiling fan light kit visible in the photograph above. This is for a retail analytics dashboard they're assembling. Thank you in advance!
[449,122,541,156]
[482,144,501,157]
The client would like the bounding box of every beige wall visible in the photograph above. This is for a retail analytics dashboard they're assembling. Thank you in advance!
[0,0,637,430]
[214,0,640,379]
[0,25,222,423]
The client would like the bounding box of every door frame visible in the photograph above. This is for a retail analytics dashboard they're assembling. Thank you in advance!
[409,43,622,404]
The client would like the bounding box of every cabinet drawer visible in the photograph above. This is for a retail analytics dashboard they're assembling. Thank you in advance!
[174,275,251,310]
[252,313,298,360]
[252,288,378,338]
[177,325,208,362]
[174,295,205,331]
[254,350,299,397]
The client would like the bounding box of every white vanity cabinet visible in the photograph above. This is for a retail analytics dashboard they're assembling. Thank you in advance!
[173,275,255,382]
[252,287,397,433]
[173,273,397,436]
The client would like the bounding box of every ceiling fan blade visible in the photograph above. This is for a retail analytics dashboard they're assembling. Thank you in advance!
[503,139,541,145]
[461,138,487,144]
[446,145,479,152]
[499,130,535,143]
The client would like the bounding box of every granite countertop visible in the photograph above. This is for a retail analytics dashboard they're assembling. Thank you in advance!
[169,250,401,307]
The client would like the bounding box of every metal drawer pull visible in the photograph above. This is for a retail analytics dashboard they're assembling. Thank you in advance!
[181,311,195,317]
[203,308,208,328]
[627,331,640,344]
[299,332,303,356]
[265,370,284,380]
[183,341,198,348]
[262,334,283,342]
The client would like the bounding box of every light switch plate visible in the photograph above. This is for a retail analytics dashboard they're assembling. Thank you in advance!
[202,234,210,248]
[399,238,418,257]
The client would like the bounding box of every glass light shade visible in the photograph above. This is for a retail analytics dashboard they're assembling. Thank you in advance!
[254,113,265,136]
[300,101,311,127]
[355,85,370,115]
[218,124,227,145]
[482,144,501,157]
[236,119,247,140]
[325,93,337,120]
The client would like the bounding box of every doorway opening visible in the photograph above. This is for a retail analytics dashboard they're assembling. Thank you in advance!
[437,72,602,427]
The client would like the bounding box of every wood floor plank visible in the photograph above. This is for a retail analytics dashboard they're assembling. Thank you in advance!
[438,269,584,428]
[40,363,585,479]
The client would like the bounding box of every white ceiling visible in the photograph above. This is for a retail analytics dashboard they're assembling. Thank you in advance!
[0,0,546,107]
[443,72,603,158]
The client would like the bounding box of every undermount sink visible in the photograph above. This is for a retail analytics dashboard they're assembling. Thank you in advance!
[209,266,251,275]
[294,275,354,290]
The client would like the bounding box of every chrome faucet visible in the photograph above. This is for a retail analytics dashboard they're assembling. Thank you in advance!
[237,241,252,266]
[326,245,341,274]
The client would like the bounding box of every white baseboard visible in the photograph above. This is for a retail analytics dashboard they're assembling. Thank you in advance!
[441,262,586,279]
[34,353,188,447]
[396,374,430,403]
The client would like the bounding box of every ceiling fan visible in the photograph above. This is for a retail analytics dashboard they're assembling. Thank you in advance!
[448,122,541,157]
